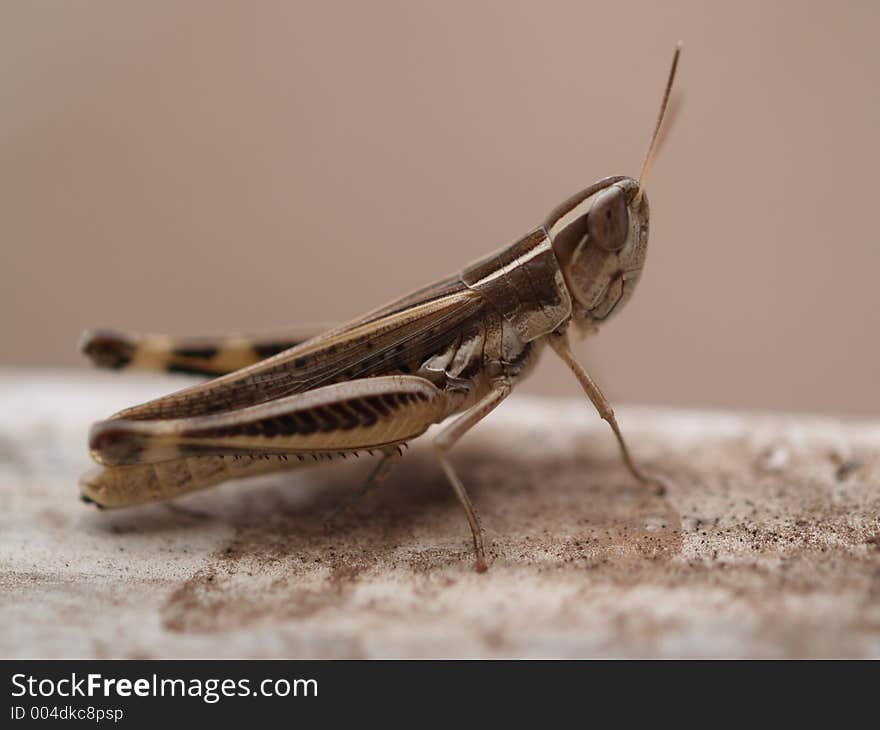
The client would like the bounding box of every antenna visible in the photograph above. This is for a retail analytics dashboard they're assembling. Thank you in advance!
[634,43,682,205]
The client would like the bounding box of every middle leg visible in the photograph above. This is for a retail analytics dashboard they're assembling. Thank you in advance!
[433,379,511,572]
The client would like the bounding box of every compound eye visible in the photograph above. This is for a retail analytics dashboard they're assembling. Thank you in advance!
[587,187,629,252]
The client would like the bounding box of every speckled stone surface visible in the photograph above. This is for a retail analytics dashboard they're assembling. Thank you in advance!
[1,371,878,658]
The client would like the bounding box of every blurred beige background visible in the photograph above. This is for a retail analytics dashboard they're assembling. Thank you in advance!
[1,1,877,416]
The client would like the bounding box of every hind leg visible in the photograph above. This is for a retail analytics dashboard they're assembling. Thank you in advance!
[322,446,405,529]
[79,325,333,376]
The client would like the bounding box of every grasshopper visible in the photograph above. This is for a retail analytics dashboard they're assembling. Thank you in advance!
[80,47,681,572]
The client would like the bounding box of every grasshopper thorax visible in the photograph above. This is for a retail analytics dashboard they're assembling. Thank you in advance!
[545,175,648,328]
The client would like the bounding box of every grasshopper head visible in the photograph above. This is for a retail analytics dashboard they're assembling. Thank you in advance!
[545,44,680,331]
[546,176,648,327]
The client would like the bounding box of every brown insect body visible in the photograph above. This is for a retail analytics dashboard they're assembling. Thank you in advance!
[80,48,680,572]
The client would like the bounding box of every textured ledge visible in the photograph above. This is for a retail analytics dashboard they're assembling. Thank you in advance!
[1,371,878,658]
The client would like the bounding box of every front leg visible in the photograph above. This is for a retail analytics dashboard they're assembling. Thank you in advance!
[547,328,665,496]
